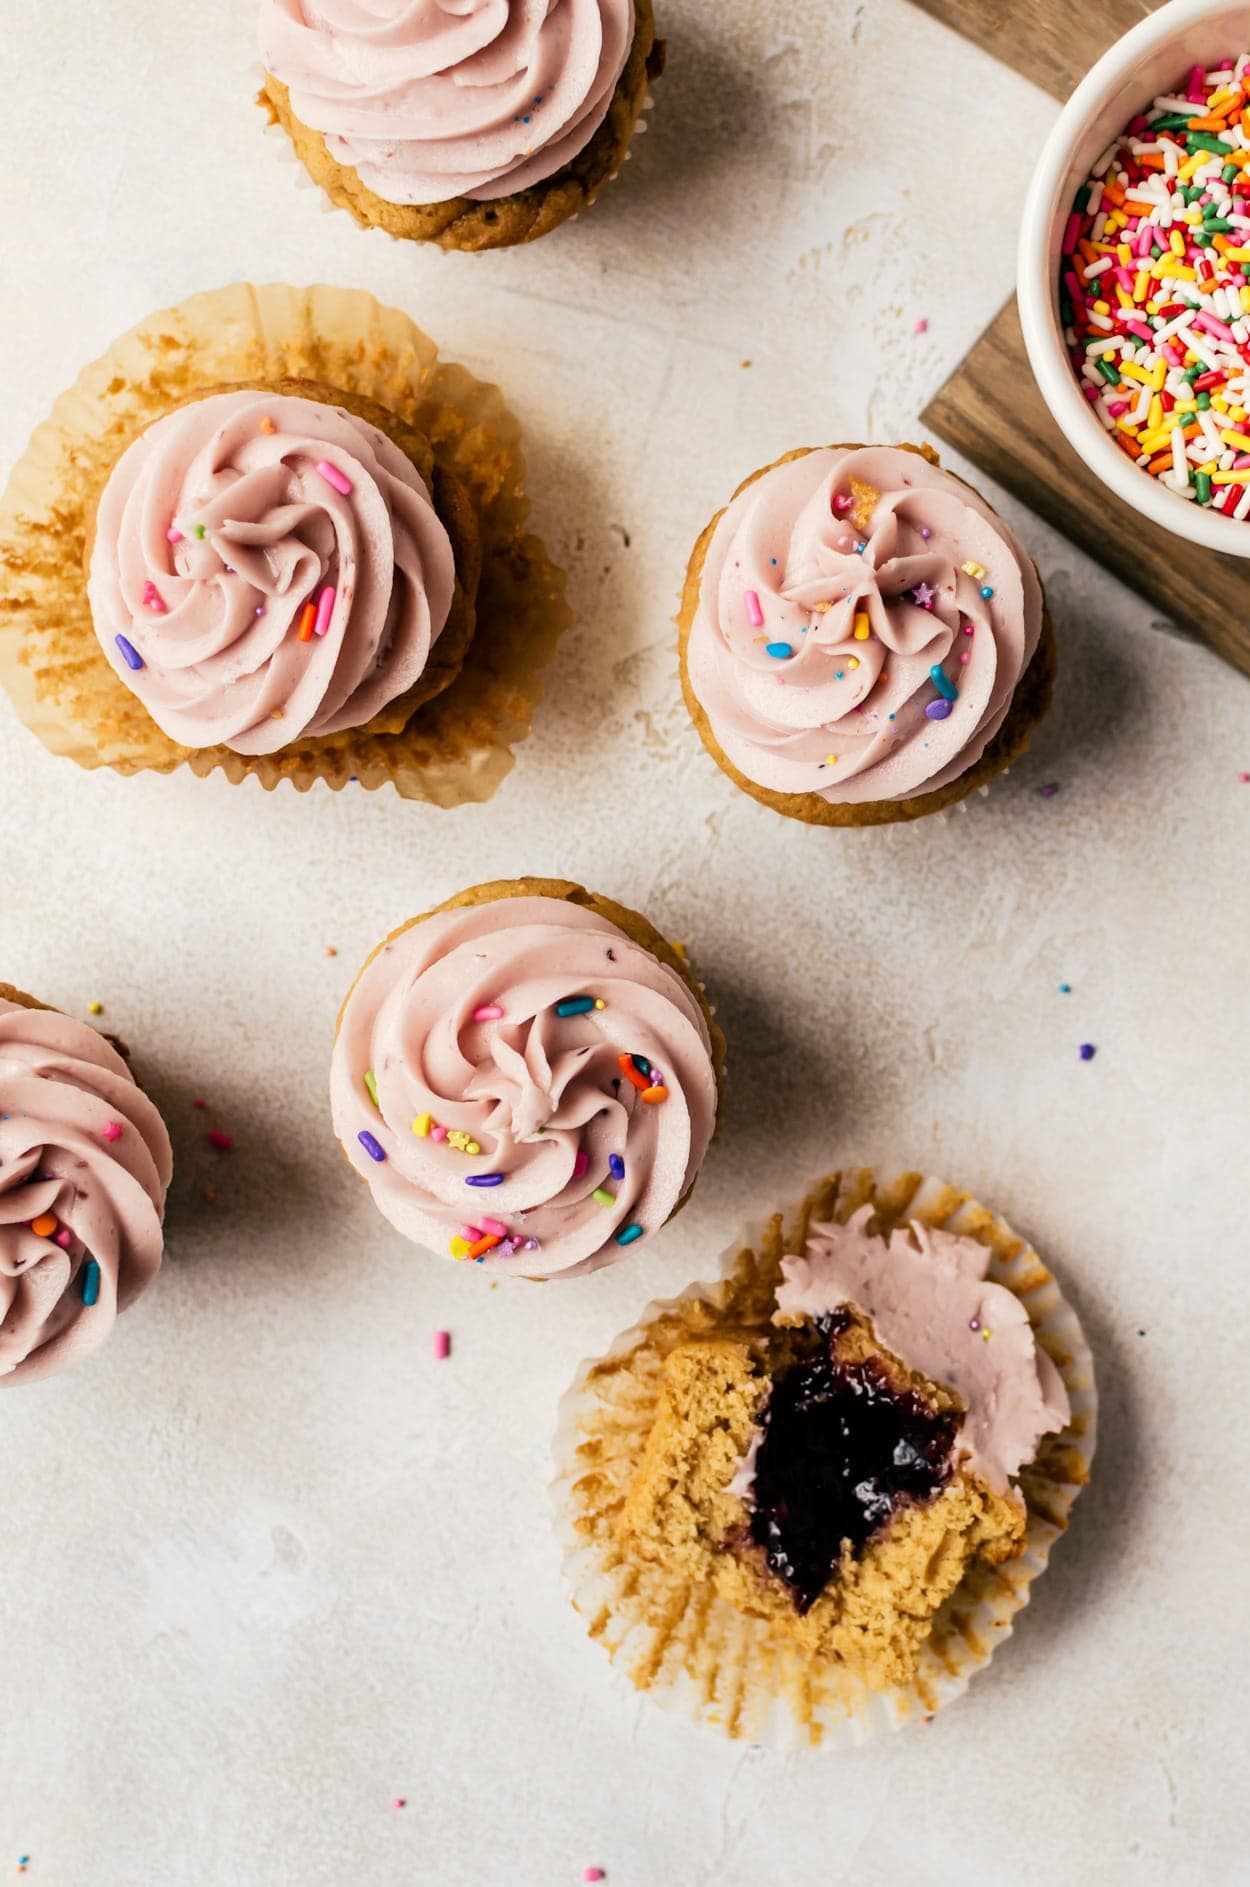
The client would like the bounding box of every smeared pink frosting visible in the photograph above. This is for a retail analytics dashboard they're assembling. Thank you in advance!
[330,896,717,1279]
[259,0,636,205]
[686,447,1044,803]
[771,1207,1069,1489]
[0,1001,172,1386]
[88,391,455,755]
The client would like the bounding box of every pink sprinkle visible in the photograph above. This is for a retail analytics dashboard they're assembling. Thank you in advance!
[1239,772,1249,782]
[573,1150,589,1178]
[1196,310,1236,344]
[101,1121,123,1143]
[584,1872,605,1883]
[393,1796,408,1808]
[744,589,764,627]
[431,1125,448,1143]
[963,622,973,635]
[207,1130,233,1151]
[316,459,354,496]
[913,317,928,334]
[472,1003,504,1021]
[478,1217,506,1237]
[313,585,336,638]
[959,650,971,664]
[55,1228,73,1248]
[193,1097,206,1110]
[460,1224,483,1242]
[142,580,167,615]
[832,492,851,512]
[432,1333,450,1361]
[166,525,183,544]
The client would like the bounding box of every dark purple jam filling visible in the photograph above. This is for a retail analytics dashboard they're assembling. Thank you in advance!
[747,1337,959,1614]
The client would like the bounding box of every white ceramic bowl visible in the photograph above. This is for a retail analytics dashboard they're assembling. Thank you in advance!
[1018,0,1250,555]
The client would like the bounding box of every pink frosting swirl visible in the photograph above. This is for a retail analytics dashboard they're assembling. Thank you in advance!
[686,447,1044,804]
[259,0,635,204]
[87,390,455,755]
[0,1000,172,1386]
[330,895,718,1279]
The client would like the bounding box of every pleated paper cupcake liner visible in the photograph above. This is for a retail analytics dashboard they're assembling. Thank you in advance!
[552,1166,1096,1747]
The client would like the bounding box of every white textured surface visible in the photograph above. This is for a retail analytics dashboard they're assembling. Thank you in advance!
[1,2,1248,1883]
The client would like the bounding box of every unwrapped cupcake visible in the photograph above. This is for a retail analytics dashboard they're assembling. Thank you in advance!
[554,1169,1094,1743]
[258,0,665,250]
[330,879,724,1278]
[0,984,172,1386]
[678,445,1056,825]
[0,283,570,802]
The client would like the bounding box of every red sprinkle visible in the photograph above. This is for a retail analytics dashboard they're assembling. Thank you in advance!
[207,1130,233,1151]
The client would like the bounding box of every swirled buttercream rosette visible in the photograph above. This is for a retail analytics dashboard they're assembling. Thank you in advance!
[678,444,1056,827]
[552,1167,1095,1746]
[257,0,664,250]
[0,283,571,802]
[0,983,172,1387]
[330,879,725,1280]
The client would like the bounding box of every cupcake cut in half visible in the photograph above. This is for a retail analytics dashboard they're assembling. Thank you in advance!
[0,984,172,1386]
[554,1169,1094,1744]
[0,283,571,803]
[258,0,665,250]
[330,879,724,1279]
[678,444,1056,825]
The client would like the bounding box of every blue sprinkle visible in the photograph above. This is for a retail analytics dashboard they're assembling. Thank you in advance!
[980,585,994,599]
[609,1153,625,1181]
[357,1130,386,1163]
[1079,1043,1096,1062]
[835,669,844,679]
[82,1260,101,1307]
[115,634,144,671]
[925,699,953,720]
[929,663,958,701]
[615,1223,644,1246]
[466,1172,505,1187]
[631,1055,651,1079]
[765,641,794,659]
[1059,983,1071,994]
[556,996,596,1018]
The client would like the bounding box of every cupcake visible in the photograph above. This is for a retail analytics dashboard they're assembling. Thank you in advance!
[0,984,172,1387]
[678,445,1056,826]
[330,879,724,1279]
[0,282,571,802]
[258,1,664,251]
[554,1169,1094,1743]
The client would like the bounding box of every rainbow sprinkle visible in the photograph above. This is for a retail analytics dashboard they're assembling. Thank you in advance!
[614,1223,644,1246]
[556,996,599,1017]
[316,460,354,496]
[115,634,144,671]
[81,1260,101,1306]
[358,1131,386,1162]
[1064,54,1250,515]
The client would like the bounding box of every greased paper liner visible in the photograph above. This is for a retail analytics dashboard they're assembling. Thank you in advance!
[0,282,571,803]
[551,1167,1096,1747]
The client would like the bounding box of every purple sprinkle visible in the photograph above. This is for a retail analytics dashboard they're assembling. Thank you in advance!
[609,1153,625,1181]
[466,1172,505,1188]
[521,1238,539,1252]
[925,699,953,720]
[920,526,932,540]
[1079,1043,1096,1061]
[968,1316,981,1332]
[115,634,144,671]
[358,1130,386,1162]
[1039,782,1061,799]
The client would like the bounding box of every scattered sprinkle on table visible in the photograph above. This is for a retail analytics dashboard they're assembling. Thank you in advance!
[433,1332,450,1361]
[1059,982,1072,993]
[584,1871,605,1883]
[1079,1042,1097,1061]
[914,317,928,334]
[392,1798,407,1809]
[207,1130,233,1150]
[325,945,337,957]
[1038,782,1061,798]
[1240,770,1249,781]
[87,1000,102,1015]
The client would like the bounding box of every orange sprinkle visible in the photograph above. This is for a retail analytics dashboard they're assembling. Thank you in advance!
[617,1054,651,1093]
[30,1214,58,1238]
[259,416,277,435]
[467,1234,502,1259]
[641,1085,669,1105]
[297,601,316,643]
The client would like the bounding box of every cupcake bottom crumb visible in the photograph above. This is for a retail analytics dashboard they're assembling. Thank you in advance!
[619,1309,1025,1692]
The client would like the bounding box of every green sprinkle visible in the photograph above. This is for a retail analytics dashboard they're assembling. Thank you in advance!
[1187,132,1231,154]
[592,1187,615,1208]
[193,524,206,540]
[1184,365,1201,383]
[1196,470,1213,505]
[1204,216,1233,232]
[364,1070,378,1107]
[1150,112,1192,130]
[1097,358,1122,387]
[1198,390,1212,410]
[1223,164,1239,184]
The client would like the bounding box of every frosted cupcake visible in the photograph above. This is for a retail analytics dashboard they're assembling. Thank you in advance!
[678,445,1056,826]
[0,283,571,802]
[554,1169,1095,1743]
[330,879,724,1279]
[0,984,172,1386]
[258,1,664,251]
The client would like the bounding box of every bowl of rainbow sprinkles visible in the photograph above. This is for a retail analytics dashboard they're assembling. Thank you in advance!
[1020,0,1250,552]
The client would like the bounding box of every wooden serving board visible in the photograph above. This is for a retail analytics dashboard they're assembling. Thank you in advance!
[910,0,1250,678]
